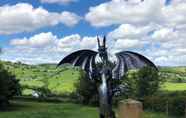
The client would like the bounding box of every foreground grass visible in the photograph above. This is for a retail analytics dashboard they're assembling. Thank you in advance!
[0,100,98,118]
[0,100,170,118]
[162,82,186,91]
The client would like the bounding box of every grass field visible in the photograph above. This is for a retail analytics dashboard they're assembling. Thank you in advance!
[162,82,186,91]
[0,100,171,118]
[2,61,186,95]
[160,67,186,74]
[47,69,80,94]
[0,62,185,118]
[3,61,81,95]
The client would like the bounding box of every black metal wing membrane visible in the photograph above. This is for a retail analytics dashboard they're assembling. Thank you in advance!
[112,51,157,80]
[57,49,98,79]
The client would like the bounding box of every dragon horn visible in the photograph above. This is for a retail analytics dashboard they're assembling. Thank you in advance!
[97,36,100,47]
[103,36,106,47]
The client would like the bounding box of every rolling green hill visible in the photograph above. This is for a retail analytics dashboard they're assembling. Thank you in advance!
[1,61,81,96]
[1,61,186,96]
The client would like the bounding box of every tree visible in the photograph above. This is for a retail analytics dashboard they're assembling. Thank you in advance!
[0,57,21,109]
[74,70,98,105]
[136,66,160,98]
[120,70,138,98]
[121,66,161,99]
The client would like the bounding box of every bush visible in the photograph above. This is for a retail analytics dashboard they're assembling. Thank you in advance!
[0,62,21,109]
[120,66,161,98]
[137,66,160,97]
[143,91,186,116]
[74,70,98,105]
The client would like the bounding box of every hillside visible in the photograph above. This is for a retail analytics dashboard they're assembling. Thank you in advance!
[1,61,81,96]
[1,61,186,96]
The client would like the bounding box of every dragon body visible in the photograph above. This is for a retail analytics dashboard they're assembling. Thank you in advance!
[57,36,157,118]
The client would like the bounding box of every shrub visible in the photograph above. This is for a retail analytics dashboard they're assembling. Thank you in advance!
[120,66,161,98]
[0,62,21,109]
[143,92,186,116]
[74,70,98,105]
[137,66,160,97]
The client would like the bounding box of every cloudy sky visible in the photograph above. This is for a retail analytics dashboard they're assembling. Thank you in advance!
[0,0,186,66]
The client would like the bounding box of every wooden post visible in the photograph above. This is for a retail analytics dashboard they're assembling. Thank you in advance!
[185,102,186,118]
[118,99,143,118]
[166,101,169,117]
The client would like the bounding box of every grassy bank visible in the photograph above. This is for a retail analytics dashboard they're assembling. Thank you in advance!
[0,100,173,118]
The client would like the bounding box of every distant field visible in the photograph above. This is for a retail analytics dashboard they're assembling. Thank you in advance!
[2,61,186,95]
[160,67,186,74]
[47,69,80,94]
[161,82,186,91]
[2,61,81,95]
[0,100,170,118]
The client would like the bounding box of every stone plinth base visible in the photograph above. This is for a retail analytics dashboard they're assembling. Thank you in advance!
[118,99,143,118]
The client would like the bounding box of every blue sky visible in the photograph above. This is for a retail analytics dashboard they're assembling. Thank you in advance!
[0,0,114,46]
[0,0,186,66]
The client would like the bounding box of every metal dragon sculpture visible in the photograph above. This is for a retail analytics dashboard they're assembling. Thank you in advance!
[57,36,157,118]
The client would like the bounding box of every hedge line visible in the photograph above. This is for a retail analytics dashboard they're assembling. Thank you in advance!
[143,91,186,116]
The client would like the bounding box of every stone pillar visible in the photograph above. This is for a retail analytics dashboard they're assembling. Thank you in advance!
[118,99,143,118]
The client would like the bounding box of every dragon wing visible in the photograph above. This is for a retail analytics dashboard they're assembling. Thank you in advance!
[57,49,98,79]
[112,51,157,80]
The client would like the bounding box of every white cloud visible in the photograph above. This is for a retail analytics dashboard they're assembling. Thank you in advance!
[7,24,186,66]
[2,27,186,66]
[10,32,57,47]
[0,47,61,64]
[85,0,165,27]
[113,39,143,50]
[108,24,156,39]
[10,32,98,53]
[162,2,186,27]
[151,28,177,42]
[151,27,186,49]
[142,26,186,66]
[80,36,97,49]
[1,0,186,66]
[40,0,76,5]
[85,0,186,28]
[0,3,81,34]
[57,34,81,53]
[1,32,98,64]
[83,0,185,66]
[171,0,186,5]
[107,23,154,55]
[106,21,186,66]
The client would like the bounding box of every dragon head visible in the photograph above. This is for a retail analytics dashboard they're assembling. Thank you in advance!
[97,36,108,62]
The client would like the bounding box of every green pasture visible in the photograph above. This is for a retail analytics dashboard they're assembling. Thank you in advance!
[47,69,80,94]
[161,82,186,91]
[3,61,80,95]
[1,61,186,118]
[2,61,186,95]
[0,100,171,118]
[160,67,186,74]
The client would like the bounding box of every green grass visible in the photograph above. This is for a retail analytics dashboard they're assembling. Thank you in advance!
[2,61,80,95]
[0,100,169,118]
[160,67,186,74]
[161,82,186,91]
[0,100,98,118]
[2,61,186,95]
[20,80,45,88]
[48,69,80,94]
[143,111,168,118]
